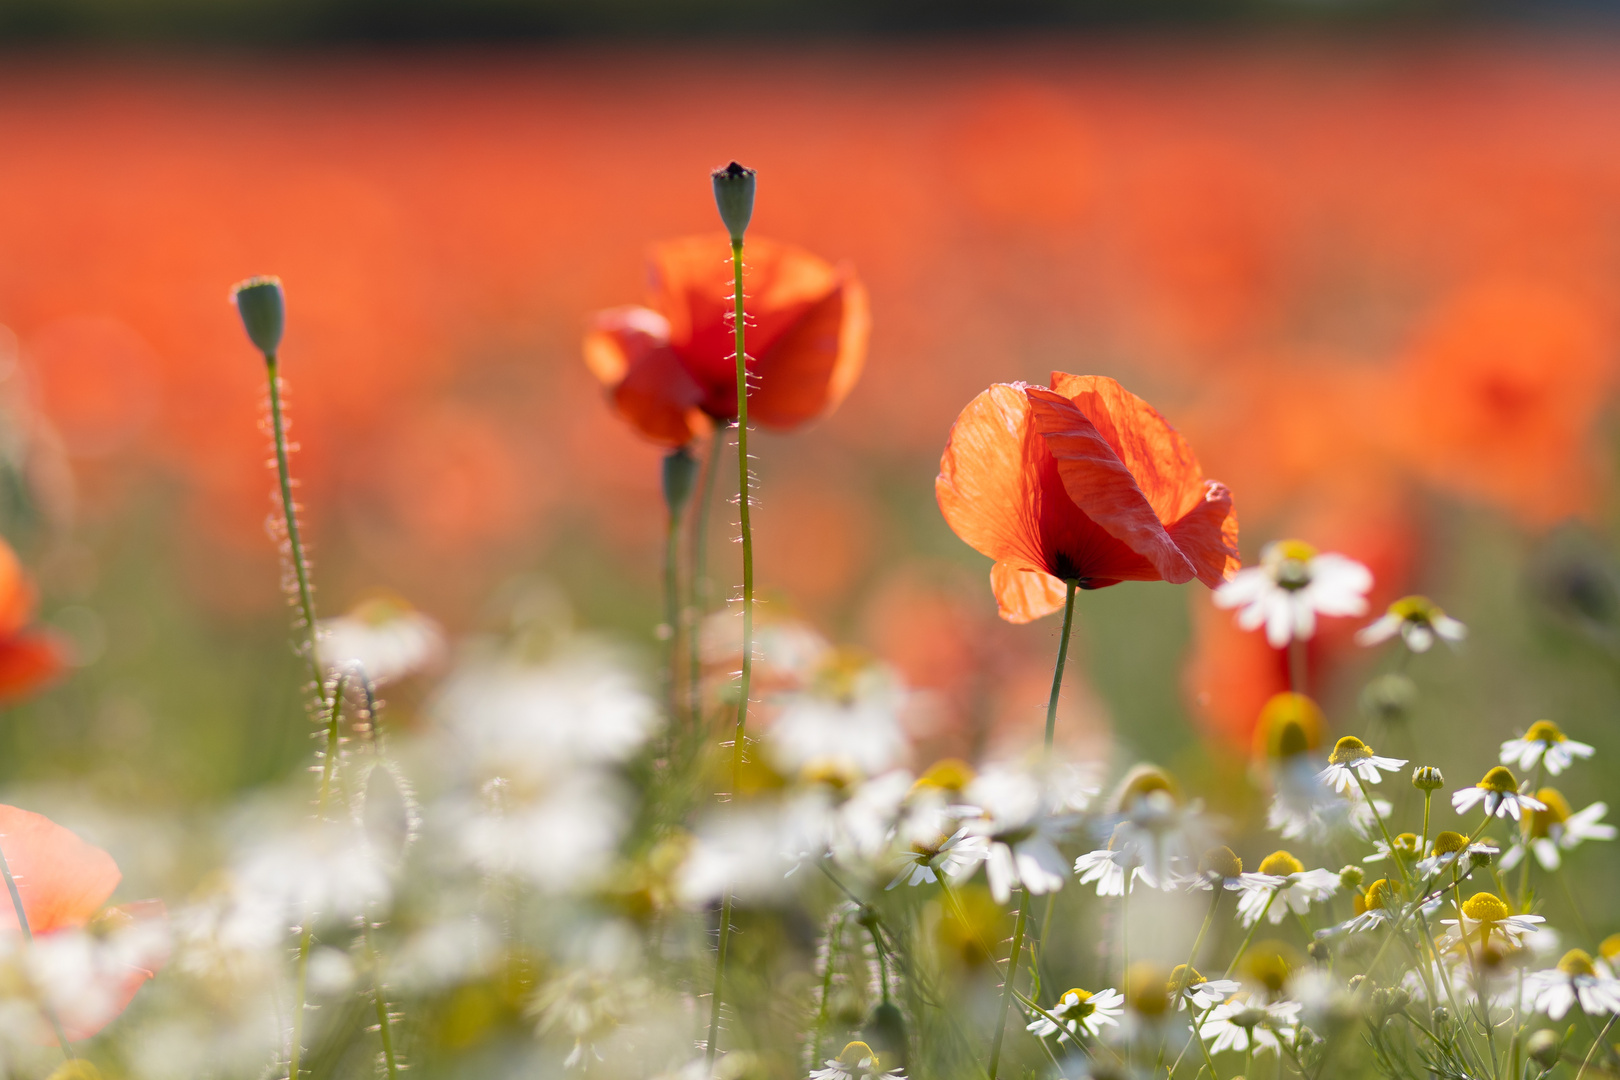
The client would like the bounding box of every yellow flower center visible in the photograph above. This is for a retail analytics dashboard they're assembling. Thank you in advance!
[1264,539,1318,590]
[1559,949,1598,978]
[1245,942,1294,993]
[812,647,875,704]
[914,758,975,794]
[1527,788,1572,838]
[1392,833,1420,856]
[1524,720,1566,744]
[1126,962,1170,1016]
[1329,736,1374,765]
[1601,934,1620,963]
[1461,892,1510,924]
[1114,765,1180,812]
[1388,595,1441,624]
[836,1041,877,1069]
[1199,846,1243,880]
[1431,831,1468,856]
[1169,965,1207,993]
[1255,692,1323,760]
[1477,766,1520,794]
[1258,850,1305,877]
[1060,988,1097,1017]
[1364,878,1395,911]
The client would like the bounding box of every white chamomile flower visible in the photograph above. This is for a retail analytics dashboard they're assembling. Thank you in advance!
[1340,877,1402,933]
[1199,995,1301,1055]
[1169,966,1241,1011]
[1026,987,1124,1043]
[317,593,445,685]
[1524,950,1620,1020]
[810,1041,905,1080]
[1104,766,1205,888]
[1451,767,1547,822]
[1214,539,1372,648]
[1234,851,1339,927]
[1180,846,1246,892]
[1415,831,1498,877]
[961,766,1073,904]
[1355,595,1466,654]
[1499,789,1615,873]
[1441,891,1545,951]
[887,828,990,889]
[1317,736,1407,793]
[1500,720,1595,777]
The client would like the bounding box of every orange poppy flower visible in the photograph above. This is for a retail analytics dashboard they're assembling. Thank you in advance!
[0,541,69,704]
[0,804,167,1042]
[583,234,869,446]
[936,373,1239,623]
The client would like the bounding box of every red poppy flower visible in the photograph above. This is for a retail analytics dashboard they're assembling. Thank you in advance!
[0,804,167,1042]
[936,373,1239,623]
[0,541,69,705]
[584,234,869,446]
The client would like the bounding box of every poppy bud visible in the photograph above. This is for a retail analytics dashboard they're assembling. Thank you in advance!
[711,162,756,243]
[662,446,699,520]
[1527,1029,1561,1068]
[231,276,285,357]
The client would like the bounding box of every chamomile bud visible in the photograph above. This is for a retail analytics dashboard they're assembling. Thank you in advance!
[1339,865,1364,889]
[231,275,285,357]
[1431,1005,1449,1030]
[1526,1029,1560,1068]
[1412,765,1445,791]
[711,162,756,243]
[1199,846,1243,881]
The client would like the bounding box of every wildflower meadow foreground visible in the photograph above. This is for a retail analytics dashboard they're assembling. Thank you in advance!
[0,162,1612,1080]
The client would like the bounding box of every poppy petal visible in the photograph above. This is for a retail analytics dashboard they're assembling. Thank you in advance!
[1166,481,1241,587]
[750,272,869,431]
[0,805,121,935]
[990,561,1070,624]
[0,632,70,705]
[1048,373,1210,525]
[0,541,35,638]
[1025,387,1197,584]
[583,307,703,447]
[936,383,1046,571]
[41,900,169,1043]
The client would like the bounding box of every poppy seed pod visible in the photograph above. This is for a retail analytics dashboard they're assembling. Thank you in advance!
[231,276,285,357]
[711,162,756,243]
[662,446,699,519]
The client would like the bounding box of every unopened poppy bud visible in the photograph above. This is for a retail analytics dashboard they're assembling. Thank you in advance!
[711,162,756,243]
[231,276,285,357]
[1527,1029,1561,1068]
[662,446,700,519]
[1339,865,1364,889]
[1412,765,1445,791]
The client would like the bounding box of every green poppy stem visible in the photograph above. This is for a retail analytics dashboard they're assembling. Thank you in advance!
[1044,581,1079,752]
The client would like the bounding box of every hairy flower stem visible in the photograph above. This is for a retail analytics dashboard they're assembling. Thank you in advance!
[809,910,846,1071]
[0,844,74,1058]
[707,237,754,1066]
[290,674,347,1080]
[1044,582,1079,752]
[987,887,1031,1080]
[266,357,323,690]
[687,425,727,730]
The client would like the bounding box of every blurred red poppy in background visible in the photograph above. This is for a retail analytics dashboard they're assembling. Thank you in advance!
[936,373,1239,623]
[583,234,869,446]
[0,540,69,704]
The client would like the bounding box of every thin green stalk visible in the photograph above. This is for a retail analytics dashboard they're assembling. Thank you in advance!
[266,357,323,687]
[1576,1013,1617,1080]
[1044,581,1078,752]
[290,674,347,1080]
[1421,790,1433,852]
[1224,891,1278,979]
[1166,889,1224,1078]
[1516,763,1544,912]
[687,425,726,729]
[1356,772,1412,890]
[987,888,1031,1080]
[0,844,74,1058]
[707,237,754,1066]
[810,910,846,1070]
[663,509,682,730]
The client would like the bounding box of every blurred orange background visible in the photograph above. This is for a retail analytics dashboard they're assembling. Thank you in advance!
[3,38,1618,790]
